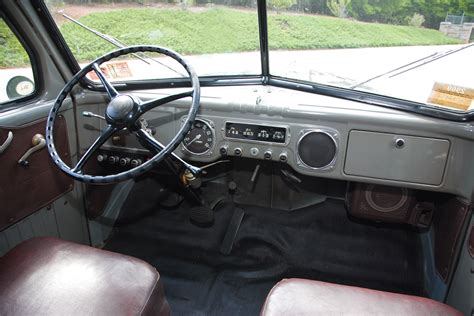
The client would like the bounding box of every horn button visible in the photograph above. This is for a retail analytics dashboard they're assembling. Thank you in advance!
[105,95,137,125]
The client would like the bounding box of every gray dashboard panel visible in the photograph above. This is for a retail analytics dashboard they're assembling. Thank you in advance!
[344,130,450,185]
[76,85,474,200]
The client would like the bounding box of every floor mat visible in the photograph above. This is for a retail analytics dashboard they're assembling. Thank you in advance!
[105,179,425,316]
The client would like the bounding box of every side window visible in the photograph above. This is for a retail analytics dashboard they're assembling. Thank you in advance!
[0,17,36,105]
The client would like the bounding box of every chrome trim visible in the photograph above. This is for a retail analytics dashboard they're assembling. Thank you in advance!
[180,117,215,156]
[221,120,291,147]
[296,128,339,171]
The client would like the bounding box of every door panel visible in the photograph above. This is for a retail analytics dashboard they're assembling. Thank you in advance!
[0,115,73,230]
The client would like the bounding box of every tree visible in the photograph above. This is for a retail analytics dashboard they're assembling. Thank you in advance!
[410,0,463,29]
[349,0,410,24]
[327,0,351,18]
[459,0,474,16]
[268,0,297,12]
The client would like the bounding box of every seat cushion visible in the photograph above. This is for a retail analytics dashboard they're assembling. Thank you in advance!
[261,278,461,316]
[0,237,170,316]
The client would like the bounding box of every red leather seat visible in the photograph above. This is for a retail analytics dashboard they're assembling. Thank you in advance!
[261,278,461,316]
[0,237,170,316]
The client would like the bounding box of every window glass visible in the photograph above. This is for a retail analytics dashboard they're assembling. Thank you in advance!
[45,1,261,82]
[267,1,473,112]
[0,18,36,104]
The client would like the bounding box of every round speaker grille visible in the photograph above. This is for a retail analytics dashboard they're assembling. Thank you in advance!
[365,185,409,213]
[297,131,337,169]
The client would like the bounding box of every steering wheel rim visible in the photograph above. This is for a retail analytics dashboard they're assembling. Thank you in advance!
[46,45,200,184]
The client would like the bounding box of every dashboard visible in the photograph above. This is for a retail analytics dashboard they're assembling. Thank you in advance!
[179,116,340,172]
[78,85,474,200]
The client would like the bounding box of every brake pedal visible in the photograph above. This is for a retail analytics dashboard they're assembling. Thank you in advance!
[190,205,214,226]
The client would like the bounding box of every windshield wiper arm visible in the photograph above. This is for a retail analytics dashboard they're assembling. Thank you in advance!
[351,43,474,89]
[388,43,474,78]
[59,11,186,78]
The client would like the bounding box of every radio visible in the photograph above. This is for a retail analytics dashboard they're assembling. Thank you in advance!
[225,122,288,144]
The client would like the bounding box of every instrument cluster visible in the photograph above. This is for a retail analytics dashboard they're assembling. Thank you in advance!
[180,116,339,172]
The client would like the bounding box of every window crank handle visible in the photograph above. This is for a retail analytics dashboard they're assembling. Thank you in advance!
[0,131,13,154]
[18,134,46,166]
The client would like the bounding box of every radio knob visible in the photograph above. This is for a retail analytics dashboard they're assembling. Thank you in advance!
[279,152,288,162]
[220,145,228,156]
[264,150,272,160]
[234,147,242,157]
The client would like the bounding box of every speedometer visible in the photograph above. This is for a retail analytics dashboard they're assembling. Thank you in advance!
[182,119,215,155]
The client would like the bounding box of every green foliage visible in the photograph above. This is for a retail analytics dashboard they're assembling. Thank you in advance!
[348,0,411,24]
[0,7,461,68]
[327,0,351,18]
[410,0,463,28]
[0,20,31,68]
[58,8,260,61]
[407,13,425,27]
[459,0,474,13]
[268,0,297,11]
[268,11,460,49]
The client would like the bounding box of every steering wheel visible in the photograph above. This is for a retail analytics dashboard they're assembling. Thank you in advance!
[46,46,200,184]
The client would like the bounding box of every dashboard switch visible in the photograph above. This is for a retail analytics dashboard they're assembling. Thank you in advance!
[108,155,119,165]
[279,152,288,162]
[264,150,272,160]
[119,157,130,167]
[97,154,107,163]
[220,145,228,156]
[234,147,242,156]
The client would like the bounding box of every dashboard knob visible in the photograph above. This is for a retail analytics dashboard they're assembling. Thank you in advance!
[250,147,259,156]
[279,152,288,162]
[234,147,242,156]
[108,155,119,165]
[220,145,228,156]
[119,157,130,167]
[264,150,272,160]
[97,154,107,163]
[130,159,143,168]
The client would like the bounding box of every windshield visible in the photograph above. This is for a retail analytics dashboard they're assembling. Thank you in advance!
[43,1,473,112]
[45,1,261,80]
[266,2,473,111]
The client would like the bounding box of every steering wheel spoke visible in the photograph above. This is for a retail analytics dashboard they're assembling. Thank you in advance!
[135,128,201,176]
[139,90,193,114]
[92,63,119,100]
[72,125,117,173]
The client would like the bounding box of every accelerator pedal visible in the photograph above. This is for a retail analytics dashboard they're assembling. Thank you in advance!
[220,207,245,255]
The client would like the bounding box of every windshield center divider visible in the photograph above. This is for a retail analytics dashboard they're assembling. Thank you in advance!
[257,0,269,81]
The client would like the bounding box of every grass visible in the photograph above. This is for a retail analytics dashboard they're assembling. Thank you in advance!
[268,13,461,49]
[1,7,461,67]
[0,19,33,68]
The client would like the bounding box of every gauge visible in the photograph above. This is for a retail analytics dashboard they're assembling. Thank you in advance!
[182,119,215,155]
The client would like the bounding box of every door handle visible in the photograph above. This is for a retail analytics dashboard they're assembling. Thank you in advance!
[18,134,46,166]
[0,131,13,154]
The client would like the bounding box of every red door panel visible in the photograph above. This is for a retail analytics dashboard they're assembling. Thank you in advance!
[0,115,73,230]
